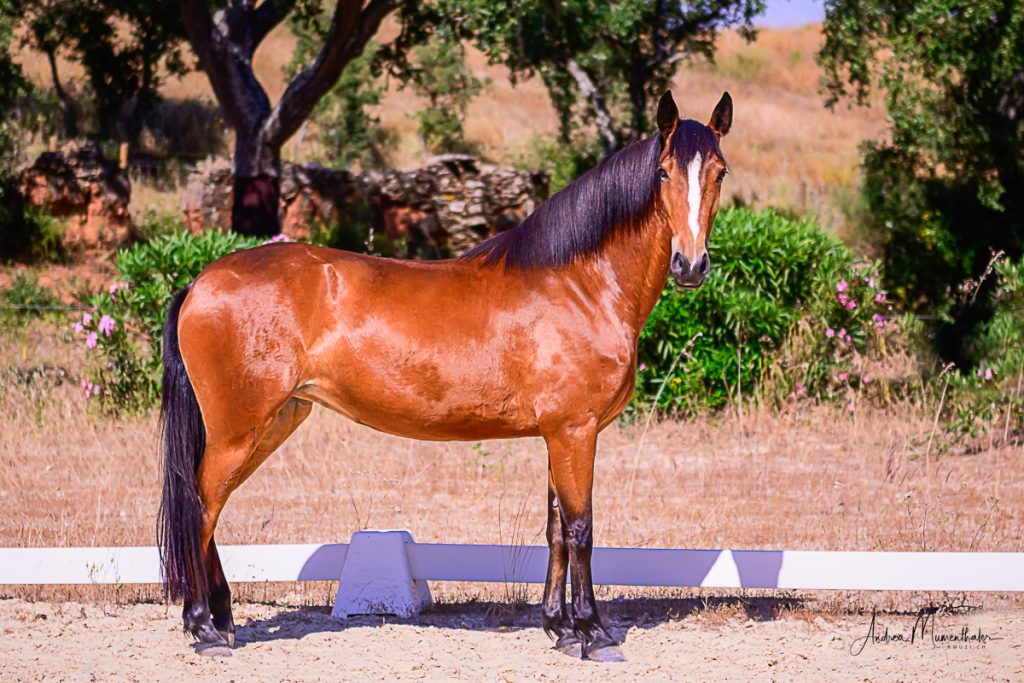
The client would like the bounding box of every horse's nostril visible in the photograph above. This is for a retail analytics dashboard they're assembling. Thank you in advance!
[698,253,711,277]
[671,251,688,273]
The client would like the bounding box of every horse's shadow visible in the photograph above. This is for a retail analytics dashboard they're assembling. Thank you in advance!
[232,594,806,648]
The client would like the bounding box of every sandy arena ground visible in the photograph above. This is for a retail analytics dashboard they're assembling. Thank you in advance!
[1,598,1022,681]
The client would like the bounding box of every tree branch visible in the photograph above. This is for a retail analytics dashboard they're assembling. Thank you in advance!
[263,0,400,148]
[565,58,617,155]
[252,0,297,49]
[180,0,271,135]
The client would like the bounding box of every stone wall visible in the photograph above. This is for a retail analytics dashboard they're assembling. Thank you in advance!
[184,155,549,257]
[19,143,131,258]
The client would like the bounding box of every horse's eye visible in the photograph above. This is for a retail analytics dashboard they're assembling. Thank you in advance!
[659,169,670,182]
[716,169,728,184]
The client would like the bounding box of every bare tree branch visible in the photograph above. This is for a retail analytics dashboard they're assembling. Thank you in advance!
[565,58,617,156]
[251,0,298,50]
[180,0,271,135]
[263,0,400,148]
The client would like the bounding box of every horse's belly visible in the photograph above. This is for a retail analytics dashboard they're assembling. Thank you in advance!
[294,378,537,442]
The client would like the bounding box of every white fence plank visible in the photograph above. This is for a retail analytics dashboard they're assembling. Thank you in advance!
[1,543,1023,592]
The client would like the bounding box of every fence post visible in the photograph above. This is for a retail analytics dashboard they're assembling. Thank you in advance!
[331,530,433,619]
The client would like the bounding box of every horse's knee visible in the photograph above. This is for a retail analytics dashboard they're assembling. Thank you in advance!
[564,514,593,554]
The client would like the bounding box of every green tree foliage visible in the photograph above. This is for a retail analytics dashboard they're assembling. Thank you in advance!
[0,0,28,171]
[819,0,1024,364]
[289,6,392,169]
[0,0,35,251]
[418,0,763,157]
[16,0,188,141]
[407,28,484,154]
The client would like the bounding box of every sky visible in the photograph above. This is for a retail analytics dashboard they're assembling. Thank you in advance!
[757,0,825,28]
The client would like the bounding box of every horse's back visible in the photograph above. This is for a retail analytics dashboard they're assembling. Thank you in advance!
[178,243,544,439]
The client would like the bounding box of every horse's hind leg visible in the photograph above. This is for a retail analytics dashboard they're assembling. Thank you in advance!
[186,397,312,650]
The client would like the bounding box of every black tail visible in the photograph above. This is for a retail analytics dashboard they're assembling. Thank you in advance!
[157,285,208,603]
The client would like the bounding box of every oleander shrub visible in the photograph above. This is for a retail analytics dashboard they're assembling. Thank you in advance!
[633,207,900,414]
[72,229,266,411]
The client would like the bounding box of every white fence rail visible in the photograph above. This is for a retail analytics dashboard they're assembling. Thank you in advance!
[2,533,1023,593]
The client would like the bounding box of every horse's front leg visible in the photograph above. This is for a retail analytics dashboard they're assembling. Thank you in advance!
[542,420,624,661]
[542,463,578,655]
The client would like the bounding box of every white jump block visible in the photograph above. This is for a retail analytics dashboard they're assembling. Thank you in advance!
[331,530,433,619]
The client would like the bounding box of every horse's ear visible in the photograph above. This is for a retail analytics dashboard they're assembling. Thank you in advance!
[657,91,678,142]
[709,91,732,139]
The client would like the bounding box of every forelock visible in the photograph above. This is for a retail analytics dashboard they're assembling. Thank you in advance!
[669,119,722,168]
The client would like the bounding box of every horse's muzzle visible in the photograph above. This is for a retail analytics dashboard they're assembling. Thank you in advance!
[671,251,710,289]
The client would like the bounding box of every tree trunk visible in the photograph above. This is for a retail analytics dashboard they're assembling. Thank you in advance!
[231,133,282,236]
[44,47,77,138]
[231,175,280,236]
[179,0,400,235]
[628,63,650,139]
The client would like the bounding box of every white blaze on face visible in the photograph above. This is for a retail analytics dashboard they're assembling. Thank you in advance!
[686,152,703,247]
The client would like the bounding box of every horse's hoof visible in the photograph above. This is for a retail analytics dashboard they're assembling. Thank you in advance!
[587,644,626,663]
[195,643,232,658]
[554,635,583,659]
[219,630,235,648]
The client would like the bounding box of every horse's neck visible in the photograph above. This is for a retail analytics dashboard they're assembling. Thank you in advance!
[578,214,673,336]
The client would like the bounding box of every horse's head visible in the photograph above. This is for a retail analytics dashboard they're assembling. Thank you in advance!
[655,90,732,289]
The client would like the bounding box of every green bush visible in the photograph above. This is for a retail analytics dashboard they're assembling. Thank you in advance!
[1,271,60,326]
[73,230,264,411]
[941,257,1024,449]
[634,207,900,414]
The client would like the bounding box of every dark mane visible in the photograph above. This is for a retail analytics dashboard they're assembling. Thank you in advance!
[463,133,663,269]
[464,119,721,270]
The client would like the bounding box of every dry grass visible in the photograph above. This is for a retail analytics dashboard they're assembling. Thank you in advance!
[1,320,1021,614]
[12,22,884,238]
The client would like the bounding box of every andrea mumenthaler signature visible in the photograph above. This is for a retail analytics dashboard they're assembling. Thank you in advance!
[850,610,1004,656]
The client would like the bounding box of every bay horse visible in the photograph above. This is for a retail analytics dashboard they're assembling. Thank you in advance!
[159,90,732,660]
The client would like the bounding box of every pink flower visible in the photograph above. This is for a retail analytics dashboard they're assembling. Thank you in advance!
[836,279,848,293]
[838,292,848,305]
[85,332,98,349]
[98,315,115,336]
[867,277,876,288]
[81,379,99,398]
[845,299,857,310]
[837,371,849,382]
[996,290,1004,302]
[795,381,806,396]
[638,364,647,372]
[108,281,128,294]
[862,373,871,383]
[72,322,83,334]
[985,368,994,381]
[846,401,855,412]
[874,291,887,304]
[826,327,835,338]
[82,312,92,326]
[263,233,291,245]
